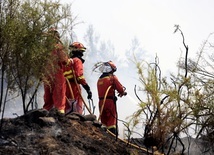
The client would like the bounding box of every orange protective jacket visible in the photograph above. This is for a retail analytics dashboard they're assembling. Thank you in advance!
[63,57,88,114]
[97,73,125,129]
[43,43,68,112]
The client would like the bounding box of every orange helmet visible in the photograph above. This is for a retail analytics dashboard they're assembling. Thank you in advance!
[108,61,117,72]
[69,42,86,52]
[101,61,117,73]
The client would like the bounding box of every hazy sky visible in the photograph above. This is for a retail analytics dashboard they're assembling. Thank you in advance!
[63,0,214,74]
[59,0,214,137]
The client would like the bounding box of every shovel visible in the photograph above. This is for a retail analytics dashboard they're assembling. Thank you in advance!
[65,78,77,115]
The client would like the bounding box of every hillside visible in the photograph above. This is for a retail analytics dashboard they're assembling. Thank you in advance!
[0,109,151,155]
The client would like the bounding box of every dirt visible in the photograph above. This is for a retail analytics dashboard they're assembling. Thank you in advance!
[0,109,149,155]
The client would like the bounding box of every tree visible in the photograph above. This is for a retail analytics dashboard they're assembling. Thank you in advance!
[0,0,74,118]
[179,32,214,147]
[126,26,214,154]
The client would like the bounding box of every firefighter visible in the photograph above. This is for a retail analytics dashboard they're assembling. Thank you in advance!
[97,61,127,135]
[63,42,92,114]
[43,28,68,114]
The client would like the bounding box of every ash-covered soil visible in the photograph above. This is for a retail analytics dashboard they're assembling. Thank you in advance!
[0,109,148,155]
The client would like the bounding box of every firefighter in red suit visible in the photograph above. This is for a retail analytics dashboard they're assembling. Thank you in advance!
[63,42,92,114]
[43,28,68,114]
[97,61,127,135]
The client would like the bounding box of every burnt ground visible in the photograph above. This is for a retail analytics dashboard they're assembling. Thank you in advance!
[0,109,152,155]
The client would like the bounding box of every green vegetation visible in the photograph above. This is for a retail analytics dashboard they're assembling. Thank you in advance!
[127,26,214,154]
[0,0,73,116]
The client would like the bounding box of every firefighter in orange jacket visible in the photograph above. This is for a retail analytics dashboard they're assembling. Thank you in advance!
[63,42,92,114]
[43,28,68,114]
[97,61,127,135]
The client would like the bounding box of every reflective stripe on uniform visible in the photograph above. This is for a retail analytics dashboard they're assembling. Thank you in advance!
[98,76,110,85]
[63,70,74,79]
[107,125,116,129]
[77,75,85,80]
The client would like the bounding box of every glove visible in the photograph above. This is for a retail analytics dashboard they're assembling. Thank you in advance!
[118,92,127,97]
[82,84,92,99]
[87,90,92,99]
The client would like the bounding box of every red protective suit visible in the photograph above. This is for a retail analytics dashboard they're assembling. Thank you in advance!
[43,43,68,113]
[63,57,88,114]
[97,73,125,130]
